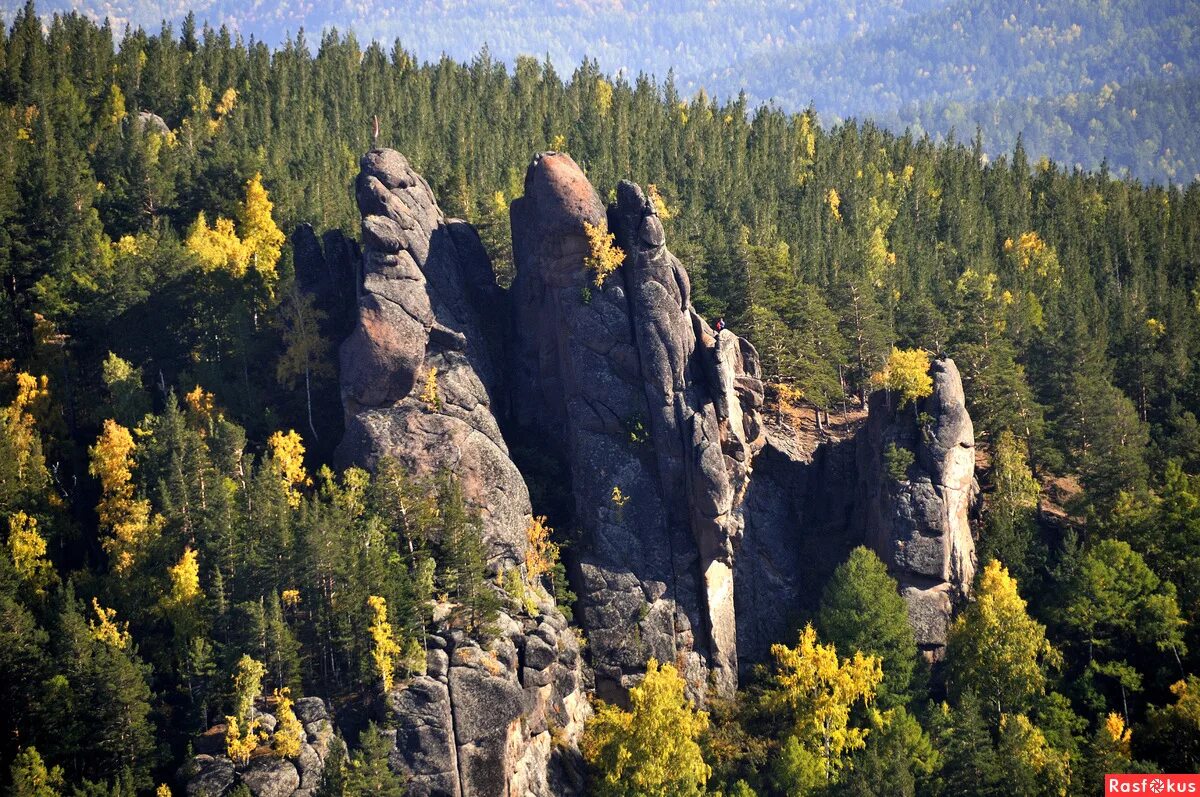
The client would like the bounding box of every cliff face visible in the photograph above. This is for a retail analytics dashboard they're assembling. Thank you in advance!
[509,155,765,700]
[856,358,979,657]
[333,147,980,793]
[337,150,588,797]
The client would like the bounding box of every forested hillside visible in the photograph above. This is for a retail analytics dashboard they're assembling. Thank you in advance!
[2,2,1200,795]
[11,0,1200,182]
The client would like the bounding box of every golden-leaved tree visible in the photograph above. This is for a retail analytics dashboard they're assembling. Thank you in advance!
[870,347,933,408]
[761,624,883,792]
[582,658,710,797]
[185,173,284,284]
[583,221,625,287]
[947,560,1059,714]
[367,595,401,691]
[89,419,157,573]
[267,430,310,508]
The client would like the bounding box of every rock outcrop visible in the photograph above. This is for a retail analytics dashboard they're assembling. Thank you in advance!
[336,149,588,796]
[509,154,765,699]
[735,425,860,669]
[857,358,979,657]
[331,146,982,793]
[183,697,335,797]
[734,359,978,666]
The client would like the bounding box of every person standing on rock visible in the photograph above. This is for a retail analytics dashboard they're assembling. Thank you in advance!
[715,316,725,332]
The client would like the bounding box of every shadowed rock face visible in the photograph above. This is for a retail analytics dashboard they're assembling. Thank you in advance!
[857,358,979,657]
[510,154,765,699]
[337,149,588,797]
[734,359,978,667]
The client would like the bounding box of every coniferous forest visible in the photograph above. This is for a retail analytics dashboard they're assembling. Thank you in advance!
[1,2,1200,795]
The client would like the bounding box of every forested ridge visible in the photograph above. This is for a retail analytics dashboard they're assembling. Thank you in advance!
[1,2,1200,795]
[11,0,1200,182]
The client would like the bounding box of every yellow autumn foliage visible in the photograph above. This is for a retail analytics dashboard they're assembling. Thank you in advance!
[89,419,157,573]
[584,221,625,287]
[367,595,401,691]
[7,511,52,589]
[870,347,933,408]
[185,174,283,283]
[524,515,559,583]
[272,688,304,758]
[224,715,262,766]
[165,547,201,609]
[762,624,883,783]
[646,184,673,220]
[419,367,440,409]
[582,658,710,797]
[89,597,131,649]
[947,560,1059,711]
[267,430,310,507]
[826,187,842,221]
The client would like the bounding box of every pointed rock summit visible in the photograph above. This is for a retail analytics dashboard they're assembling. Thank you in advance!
[510,153,765,699]
[339,149,588,797]
[334,147,981,794]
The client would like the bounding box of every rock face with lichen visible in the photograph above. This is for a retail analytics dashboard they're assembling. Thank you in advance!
[508,154,765,700]
[336,149,588,797]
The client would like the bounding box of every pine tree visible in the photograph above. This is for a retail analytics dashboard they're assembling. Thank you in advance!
[9,747,64,797]
[979,431,1044,588]
[436,474,499,636]
[817,547,916,708]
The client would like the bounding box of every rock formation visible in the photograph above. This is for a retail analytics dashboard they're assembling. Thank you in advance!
[734,359,979,664]
[183,697,335,797]
[336,149,589,797]
[509,154,765,699]
[856,358,979,657]
[331,146,981,794]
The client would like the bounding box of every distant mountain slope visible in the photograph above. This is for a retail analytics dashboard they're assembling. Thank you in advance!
[10,0,1199,182]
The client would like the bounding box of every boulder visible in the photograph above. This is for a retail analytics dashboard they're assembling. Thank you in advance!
[186,756,236,797]
[183,698,335,797]
[240,757,300,797]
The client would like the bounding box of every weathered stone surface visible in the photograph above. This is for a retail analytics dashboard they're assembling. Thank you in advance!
[386,676,460,797]
[510,159,765,699]
[133,110,170,136]
[735,424,861,669]
[186,756,235,797]
[241,757,300,797]
[333,147,984,794]
[292,697,328,727]
[857,357,979,656]
[337,150,590,797]
[337,148,529,567]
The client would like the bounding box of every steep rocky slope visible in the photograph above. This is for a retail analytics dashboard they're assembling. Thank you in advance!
[330,147,979,793]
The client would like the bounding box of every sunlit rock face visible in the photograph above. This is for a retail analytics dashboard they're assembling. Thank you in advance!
[509,153,765,701]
